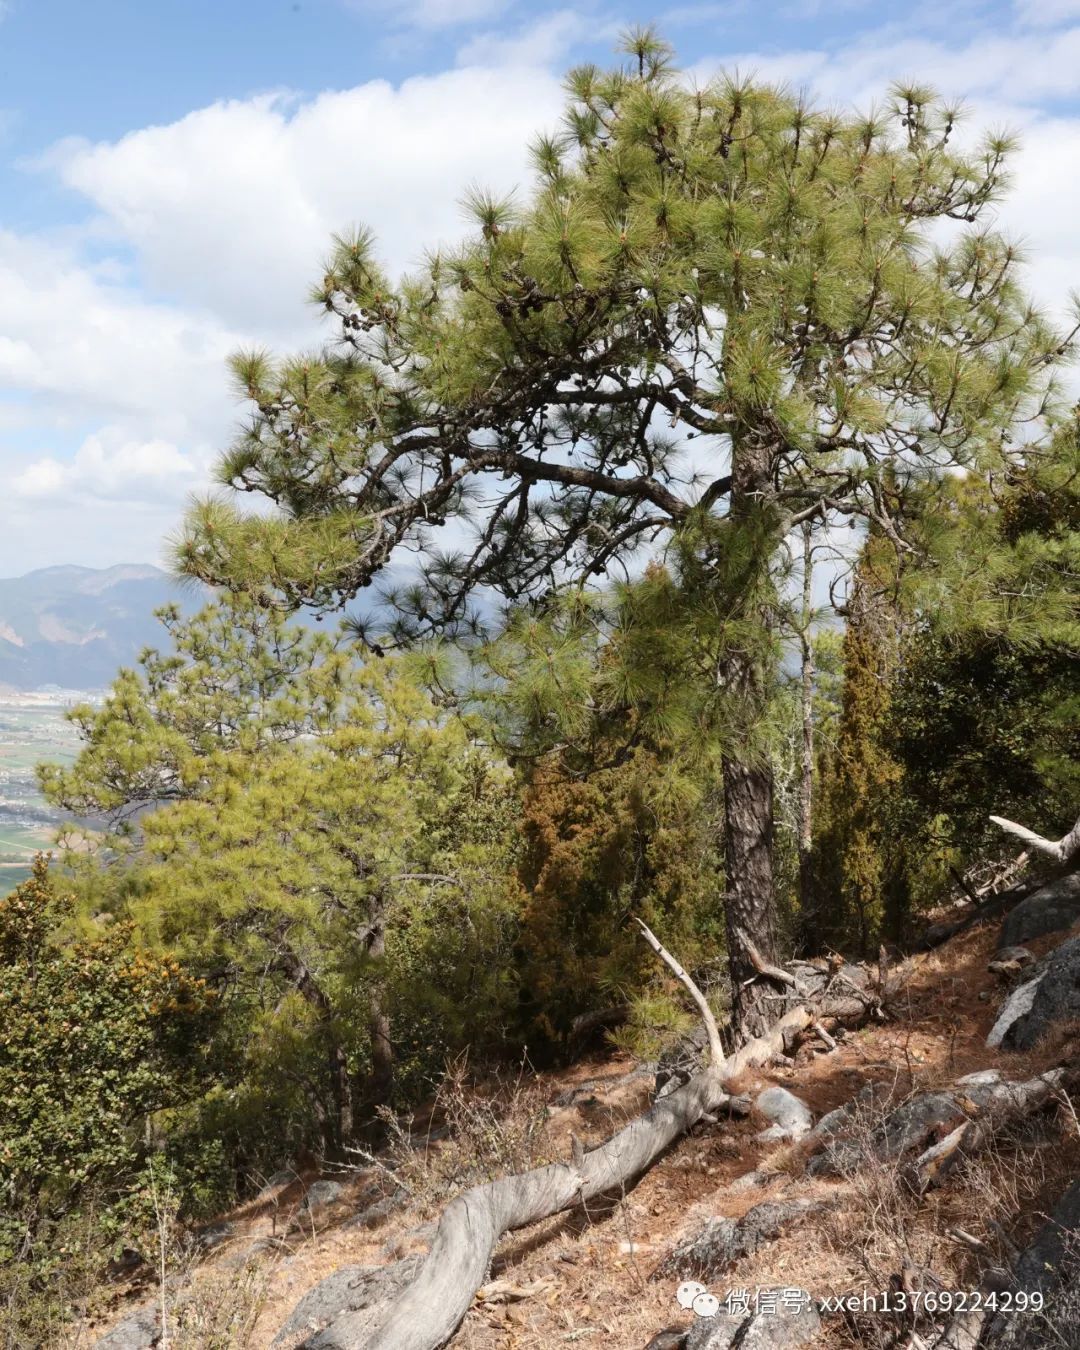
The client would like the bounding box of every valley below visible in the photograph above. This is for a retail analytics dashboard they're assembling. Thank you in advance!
[0,691,90,886]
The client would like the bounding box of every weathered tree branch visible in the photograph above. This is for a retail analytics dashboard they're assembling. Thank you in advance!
[635,918,725,1070]
[989,810,1080,864]
[304,928,818,1349]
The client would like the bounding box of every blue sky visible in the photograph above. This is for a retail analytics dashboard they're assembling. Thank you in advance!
[2,0,1080,574]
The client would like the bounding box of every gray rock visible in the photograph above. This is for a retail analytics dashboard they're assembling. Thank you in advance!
[653,1201,824,1282]
[684,1292,820,1350]
[187,1220,235,1254]
[342,1185,408,1231]
[987,977,1044,1048]
[739,1295,821,1348]
[1013,1180,1080,1294]
[754,1087,813,1139]
[810,1089,964,1177]
[685,1311,742,1349]
[257,1169,297,1198]
[1000,873,1080,947]
[299,1180,343,1214]
[997,935,1080,1052]
[728,1169,771,1193]
[274,1255,423,1347]
[879,1091,965,1153]
[807,1080,896,1146]
[93,1304,161,1349]
[985,1180,1080,1348]
[645,1330,690,1350]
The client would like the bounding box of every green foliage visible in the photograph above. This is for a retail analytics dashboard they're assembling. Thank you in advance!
[0,859,216,1344]
[888,432,1080,865]
[42,594,523,1152]
[811,537,907,951]
[0,859,215,1232]
[162,32,1078,1018]
[170,40,1073,652]
[517,743,724,1052]
[812,426,1080,947]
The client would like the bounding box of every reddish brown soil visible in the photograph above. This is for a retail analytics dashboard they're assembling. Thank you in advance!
[84,913,1080,1350]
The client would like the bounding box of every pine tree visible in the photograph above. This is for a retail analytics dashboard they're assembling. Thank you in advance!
[887,419,1080,872]
[812,534,906,950]
[173,31,1075,1035]
[41,595,521,1151]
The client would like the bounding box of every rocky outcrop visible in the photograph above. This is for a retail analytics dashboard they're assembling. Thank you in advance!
[753,1087,813,1141]
[999,873,1080,947]
[274,1257,424,1348]
[993,935,1080,1052]
[652,1201,827,1283]
[93,1305,161,1349]
[685,1291,821,1349]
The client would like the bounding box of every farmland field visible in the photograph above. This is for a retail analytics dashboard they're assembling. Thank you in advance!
[0,696,86,888]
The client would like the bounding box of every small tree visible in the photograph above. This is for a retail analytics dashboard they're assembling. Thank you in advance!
[0,859,214,1267]
[42,595,521,1151]
[175,31,1075,1034]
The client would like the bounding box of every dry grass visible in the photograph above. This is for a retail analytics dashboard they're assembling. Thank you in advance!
[84,916,1080,1350]
[359,1057,555,1217]
[166,1257,277,1348]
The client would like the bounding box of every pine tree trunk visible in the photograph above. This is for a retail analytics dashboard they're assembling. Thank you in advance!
[722,752,777,1039]
[719,431,781,1041]
[798,521,815,945]
[364,891,394,1114]
[275,942,353,1155]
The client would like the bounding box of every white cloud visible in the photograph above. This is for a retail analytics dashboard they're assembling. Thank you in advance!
[691,26,1080,328]
[43,67,564,335]
[0,230,239,442]
[457,10,601,67]
[703,25,1080,107]
[11,431,209,506]
[1014,0,1080,27]
[0,64,568,573]
[4,14,1080,577]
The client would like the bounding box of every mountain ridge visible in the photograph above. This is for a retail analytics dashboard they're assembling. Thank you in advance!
[0,563,196,691]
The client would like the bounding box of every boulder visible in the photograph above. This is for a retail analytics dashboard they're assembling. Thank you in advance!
[273,1255,423,1347]
[653,1201,825,1282]
[186,1220,235,1254]
[684,1291,820,1350]
[644,1330,689,1350]
[343,1185,408,1231]
[256,1169,297,1198]
[985,1180,1080,1348]
[988,947,1035,976]
[809,1089,964,1177]
[754,1087,813,1140]
[999,873,1080,948]
[986,977,1044,1049]
[289,1179,349,1234]
[93,1304,161,1349]
[994,936,1080,1052]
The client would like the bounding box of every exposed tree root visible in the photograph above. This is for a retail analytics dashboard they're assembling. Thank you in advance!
[298,924,873,1349]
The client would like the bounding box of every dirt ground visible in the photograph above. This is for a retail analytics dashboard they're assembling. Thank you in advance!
[83,913,1080,1350]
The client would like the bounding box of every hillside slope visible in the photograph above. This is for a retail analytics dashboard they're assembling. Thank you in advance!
[86,878,1080,1350]
[0,565,191,690]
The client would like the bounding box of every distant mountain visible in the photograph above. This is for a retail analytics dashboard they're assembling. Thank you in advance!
[0,564,196,692]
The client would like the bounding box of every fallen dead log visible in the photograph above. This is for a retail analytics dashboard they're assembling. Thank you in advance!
[656,955,887,1098]
[298,924,816,1350]
[807,1068,1070,1183]
[903,1070,1066,1194]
